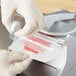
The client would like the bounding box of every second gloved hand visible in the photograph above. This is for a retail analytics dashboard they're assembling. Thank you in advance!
[0,50,32,76]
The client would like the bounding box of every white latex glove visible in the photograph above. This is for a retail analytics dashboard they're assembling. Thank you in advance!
[0,49,32,76]
[1,0,44,37]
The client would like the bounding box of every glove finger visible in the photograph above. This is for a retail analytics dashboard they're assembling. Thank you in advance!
[15,12,43,37]
[8,57,32,75]
[17,12,37,37]
[8,51,29,64]
[15,22,37,37]
[28,24,40,36]
[1,0,16,32]
[15,1,43,37]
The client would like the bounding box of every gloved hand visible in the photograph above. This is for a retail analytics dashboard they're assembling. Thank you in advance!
[1,0,44,37]
[0,49,32,76]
